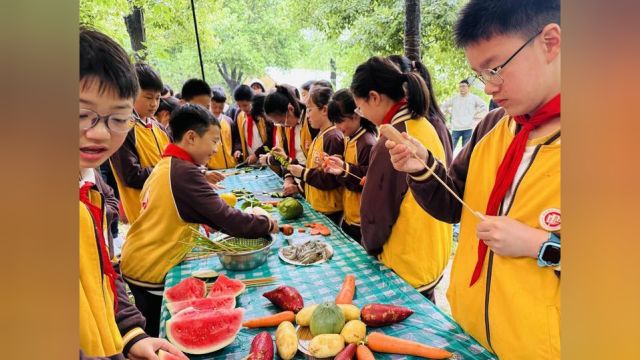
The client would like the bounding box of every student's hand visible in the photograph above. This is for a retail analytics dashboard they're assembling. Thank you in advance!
[247,154,258,164]
[205,170,225,184]
[271,146,287,159]
[233,150,242,160]
[258,154,270,165]
[476,216,549,258]
[287,164,304,178]
[283,178,299,196]
[385,132,428,174]
[127,337,188,360]
[209,183,225,191]
[323,156,345,176]
[269,218,279,234]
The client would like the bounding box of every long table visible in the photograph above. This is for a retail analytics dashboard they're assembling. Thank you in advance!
[158,167,495,359]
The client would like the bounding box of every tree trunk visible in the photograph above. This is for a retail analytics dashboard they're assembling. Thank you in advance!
[330,58,337,87]
[404,0,421,60]
[216,62,244,93]
[123,4,146,61]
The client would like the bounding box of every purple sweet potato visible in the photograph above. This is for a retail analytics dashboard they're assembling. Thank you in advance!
[360,304,414,327]
[262,285,304,313]
[334,343,357,360]
[248,331,274,360]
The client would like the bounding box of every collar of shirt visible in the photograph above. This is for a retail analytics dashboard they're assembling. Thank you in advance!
[79,168,96,188]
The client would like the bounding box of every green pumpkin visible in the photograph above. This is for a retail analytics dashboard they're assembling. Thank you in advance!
[277,197,303,220]
[310,302,345,336]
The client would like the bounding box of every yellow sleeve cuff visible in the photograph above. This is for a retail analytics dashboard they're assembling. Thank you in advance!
[410,156,437,182]
[342,162,350,178]
[302,168,309,182]
[122,327,146,347]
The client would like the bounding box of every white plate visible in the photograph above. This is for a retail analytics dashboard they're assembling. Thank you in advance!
[278,242,334,266]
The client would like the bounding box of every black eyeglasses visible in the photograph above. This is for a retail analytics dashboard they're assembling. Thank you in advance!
[475,29,543,85]
[79,108,135,133]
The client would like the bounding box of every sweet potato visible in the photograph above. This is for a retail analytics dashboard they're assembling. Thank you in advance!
[334,343,357,360]
[275,321,298,360]
[360,304,414,327]
[263,285,304,313]
[248,331,274,360]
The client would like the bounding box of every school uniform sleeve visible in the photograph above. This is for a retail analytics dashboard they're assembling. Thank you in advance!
[93,169,118,227]
[112,268,149,356]
[407,108,506,223]
[109,131,153,189]
[231,116,243,157]
[170,159,273,237]
[360,123,408,255]
[339,133,375,192]
[429,114,454,166]
[303,130,344,190]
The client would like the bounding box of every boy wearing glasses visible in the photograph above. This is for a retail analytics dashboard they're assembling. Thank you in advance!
[386,0,561,358]
[79,27,186,360]
[109,63,170,223]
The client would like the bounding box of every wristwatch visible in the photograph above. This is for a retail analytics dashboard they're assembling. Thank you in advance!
[537,232,561,267]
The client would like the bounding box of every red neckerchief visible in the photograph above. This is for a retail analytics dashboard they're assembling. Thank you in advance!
[470,93,561,287]
[381,98,408,125]
[247,113,254,148]
[162,143,196,164]
[79,182,119,311]
[288,127,296,158]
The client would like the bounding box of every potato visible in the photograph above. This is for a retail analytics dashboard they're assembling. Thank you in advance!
[295,304,318,326]
[337,304,361,321]
[275,321,298,359]
[340,320,366,344]
[308,334,345,358]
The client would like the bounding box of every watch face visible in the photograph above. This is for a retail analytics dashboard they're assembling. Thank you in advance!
[542,244,561,264]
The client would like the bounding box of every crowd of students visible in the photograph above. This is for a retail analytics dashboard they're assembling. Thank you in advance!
[79,0,560,359]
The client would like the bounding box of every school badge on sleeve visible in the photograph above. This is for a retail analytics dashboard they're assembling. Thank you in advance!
[539,208,561,231]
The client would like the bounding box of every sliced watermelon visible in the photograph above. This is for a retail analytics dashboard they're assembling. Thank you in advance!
[167,308,245,355]
[165,277,206,303]
[158,349,183,360]
[207,274,246,298]
[167,295,236,315]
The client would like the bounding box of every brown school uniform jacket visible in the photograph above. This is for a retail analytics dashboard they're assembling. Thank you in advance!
[121,146,274,287]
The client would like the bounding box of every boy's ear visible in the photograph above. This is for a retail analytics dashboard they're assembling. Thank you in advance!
[185,129,197,144]
[542,23,561,63]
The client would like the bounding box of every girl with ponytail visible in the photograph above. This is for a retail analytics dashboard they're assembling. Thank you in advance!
[322,88,377,242]
[286,86,345,225]
[350,56,452,302]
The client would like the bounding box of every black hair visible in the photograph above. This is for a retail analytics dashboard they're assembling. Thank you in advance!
[308,86,333,109]
[313,80,333,90]
[251,93,266,120]
[211,86,227,103]
[135,62,163,93]
[387,55,446,125]
[328,89,378,135]
[161,84,173,96]
[460,79,470,85]
[181,78,212,101]
[155,96,180,116]
[350,56,430,119]
[301,80,315,91]
[169,103,220,142]
[175,93,182,100]
[80,26,139,99]
[454,0,560,47]
[264,84,305,118]
[233,84,254,102]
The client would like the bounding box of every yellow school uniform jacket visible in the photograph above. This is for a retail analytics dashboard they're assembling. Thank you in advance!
[300,125,345,214]
[120,145,273,287]
[79,171,147,359]
[110,117,170,223]
[207,114,237,169]
[337,128,376,226]
[299,108,317,156]
[361,105,452,289]
[235,111,270,158]
[408,109,561,359]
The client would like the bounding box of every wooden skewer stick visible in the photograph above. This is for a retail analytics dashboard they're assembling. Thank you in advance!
[379,124,485,221]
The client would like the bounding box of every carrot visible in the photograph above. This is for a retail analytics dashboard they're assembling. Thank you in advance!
[335,274,356,304]
[319,227,331,236]
[356,345,375,360]
[365,332,452,359]
[242,311,296,328]
[359,176,367,186]
[262,201,280,206]
[298,228,306,233]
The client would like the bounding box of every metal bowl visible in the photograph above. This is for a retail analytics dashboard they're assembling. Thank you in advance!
[218,235,273,271]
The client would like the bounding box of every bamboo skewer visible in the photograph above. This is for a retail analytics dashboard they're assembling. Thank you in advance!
[379,124,485,221]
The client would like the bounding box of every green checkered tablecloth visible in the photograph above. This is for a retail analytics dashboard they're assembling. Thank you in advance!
[158,167,495,359]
